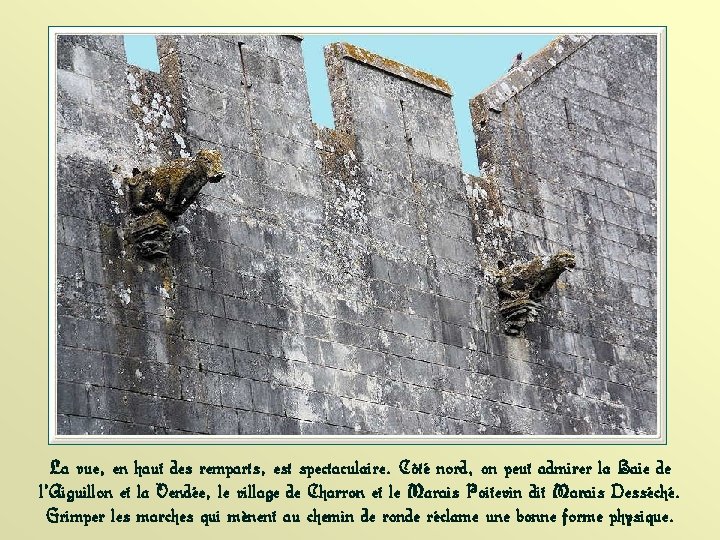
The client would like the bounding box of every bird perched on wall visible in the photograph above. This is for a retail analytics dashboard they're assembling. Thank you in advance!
[508,52,523,72]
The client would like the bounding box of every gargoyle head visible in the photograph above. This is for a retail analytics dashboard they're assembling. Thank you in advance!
[530,251,576,300]
[194,149,225,184]
[549,250,576,271]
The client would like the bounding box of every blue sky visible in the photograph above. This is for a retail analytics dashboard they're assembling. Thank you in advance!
[124,35,161,72]
[125,33,555,174]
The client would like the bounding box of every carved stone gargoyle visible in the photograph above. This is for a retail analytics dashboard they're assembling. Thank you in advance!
[125,149,225,258]
[496,250,576,335]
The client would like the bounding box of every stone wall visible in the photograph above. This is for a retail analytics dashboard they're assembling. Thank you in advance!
[55,33,658,436]
[469,35,658,434]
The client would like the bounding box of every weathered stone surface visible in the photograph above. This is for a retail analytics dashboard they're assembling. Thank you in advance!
[56,33,658,436]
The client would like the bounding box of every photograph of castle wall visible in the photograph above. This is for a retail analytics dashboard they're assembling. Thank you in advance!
[54,32,659,436]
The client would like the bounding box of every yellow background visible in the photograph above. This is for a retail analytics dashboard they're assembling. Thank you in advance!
[1,0,715,537]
